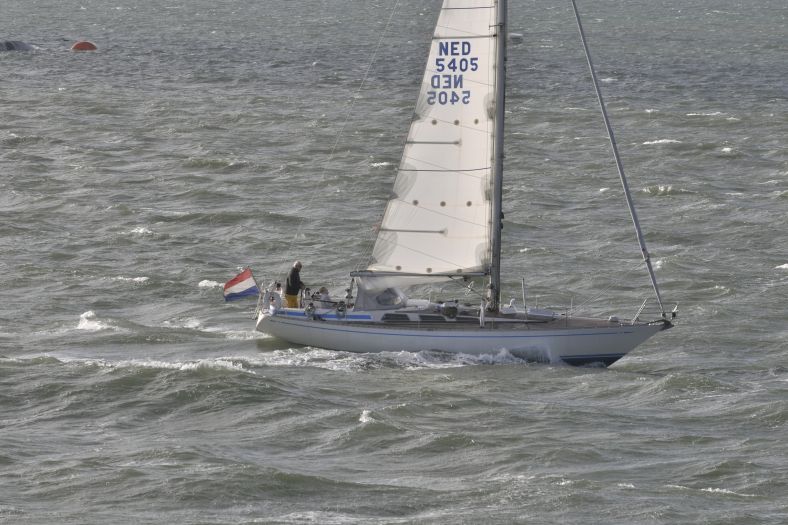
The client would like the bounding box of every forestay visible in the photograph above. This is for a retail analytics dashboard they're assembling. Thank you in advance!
[368,0,498,277]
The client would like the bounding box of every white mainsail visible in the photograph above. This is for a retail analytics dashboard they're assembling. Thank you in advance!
[368,0,499,277]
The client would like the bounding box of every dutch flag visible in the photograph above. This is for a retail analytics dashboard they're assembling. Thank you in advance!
[223,268,260,301]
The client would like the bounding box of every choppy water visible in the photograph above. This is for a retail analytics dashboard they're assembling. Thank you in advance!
[2,0,787,523]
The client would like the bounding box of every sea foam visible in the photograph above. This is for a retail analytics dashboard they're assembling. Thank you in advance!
[76,311,118,332]
[642,139,682,145]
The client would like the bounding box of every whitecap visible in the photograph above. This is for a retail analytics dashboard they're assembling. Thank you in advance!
[720,147,733,153]
[359,409,374,423]
[222,330,271,340]
[76,311,108,331]
[686,111,724,117]
[199,325,272,340]
[775,264,788,270]
[642,139,681,145]
[399,348,527,369]
[370,161,392,168]
[177,358,253,373]
[644,109,658,113]
[617,483,636,489]
[599,187,610,193]
[243,348,349,369]
[198,279,222,288]
[86,357,255,374]
[110,276,149,283]
[701,487,755,497]
[125,226,153,235]
[642,184,690,196]
[601,77,617,83]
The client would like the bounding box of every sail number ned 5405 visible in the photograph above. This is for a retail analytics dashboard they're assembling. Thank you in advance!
[427,40,478,106]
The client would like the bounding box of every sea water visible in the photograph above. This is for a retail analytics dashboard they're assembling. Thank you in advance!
[1,0,787,523]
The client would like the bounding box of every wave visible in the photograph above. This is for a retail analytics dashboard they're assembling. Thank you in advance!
[147,348,531,372]
[641,185,695,196]
[666,485,756,498]
[182,157,251,171]
[122,226,154,236]
[642,139,682,145]
[108,357,255,374]
[71,311,267,342]
[107,276,149,284]
[387,349,529,369]
[1,133,45,146]
[686,111,725,117]
[359,409,374,423]
[51,354,258,375]
[630,372,737,405]
[76,311,127,333]
[158,318,270,341]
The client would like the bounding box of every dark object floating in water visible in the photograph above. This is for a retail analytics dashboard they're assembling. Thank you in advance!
[1,41,33,51]
[71,41,97,51]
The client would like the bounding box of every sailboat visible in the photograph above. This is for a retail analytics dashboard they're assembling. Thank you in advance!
[255,0,675,366]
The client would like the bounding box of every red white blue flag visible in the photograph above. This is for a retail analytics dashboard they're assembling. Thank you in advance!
[223,268,259,301]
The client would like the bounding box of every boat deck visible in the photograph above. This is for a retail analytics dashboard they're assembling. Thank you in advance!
[277,307,667,332]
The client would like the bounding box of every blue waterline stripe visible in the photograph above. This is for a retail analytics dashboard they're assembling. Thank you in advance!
[281,311,372,320]
[269,317,637,339]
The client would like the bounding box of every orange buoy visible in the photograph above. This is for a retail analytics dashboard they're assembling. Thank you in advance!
[71,41,97,51]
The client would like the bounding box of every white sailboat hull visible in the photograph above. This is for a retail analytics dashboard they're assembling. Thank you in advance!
[256,310,667,366]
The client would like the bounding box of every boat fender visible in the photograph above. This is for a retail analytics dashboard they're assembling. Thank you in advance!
[265,291,282,313]
[305,302,316,320]
[336,301,346,319]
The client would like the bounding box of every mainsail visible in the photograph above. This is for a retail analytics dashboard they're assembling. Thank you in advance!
[368,0,499,277]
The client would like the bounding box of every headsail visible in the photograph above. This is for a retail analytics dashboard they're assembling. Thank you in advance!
[368,0,499,277]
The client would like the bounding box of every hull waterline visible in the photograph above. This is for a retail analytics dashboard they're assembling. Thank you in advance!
[256,311,668,366]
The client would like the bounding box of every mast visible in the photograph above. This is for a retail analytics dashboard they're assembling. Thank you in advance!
[569,0,667,316]
[489,0,508,311]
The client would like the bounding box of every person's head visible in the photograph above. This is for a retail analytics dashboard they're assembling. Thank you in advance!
[319,286,328,294]
[293,260,302,270]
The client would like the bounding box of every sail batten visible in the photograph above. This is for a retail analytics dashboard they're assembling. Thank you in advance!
[368,0,498,276]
